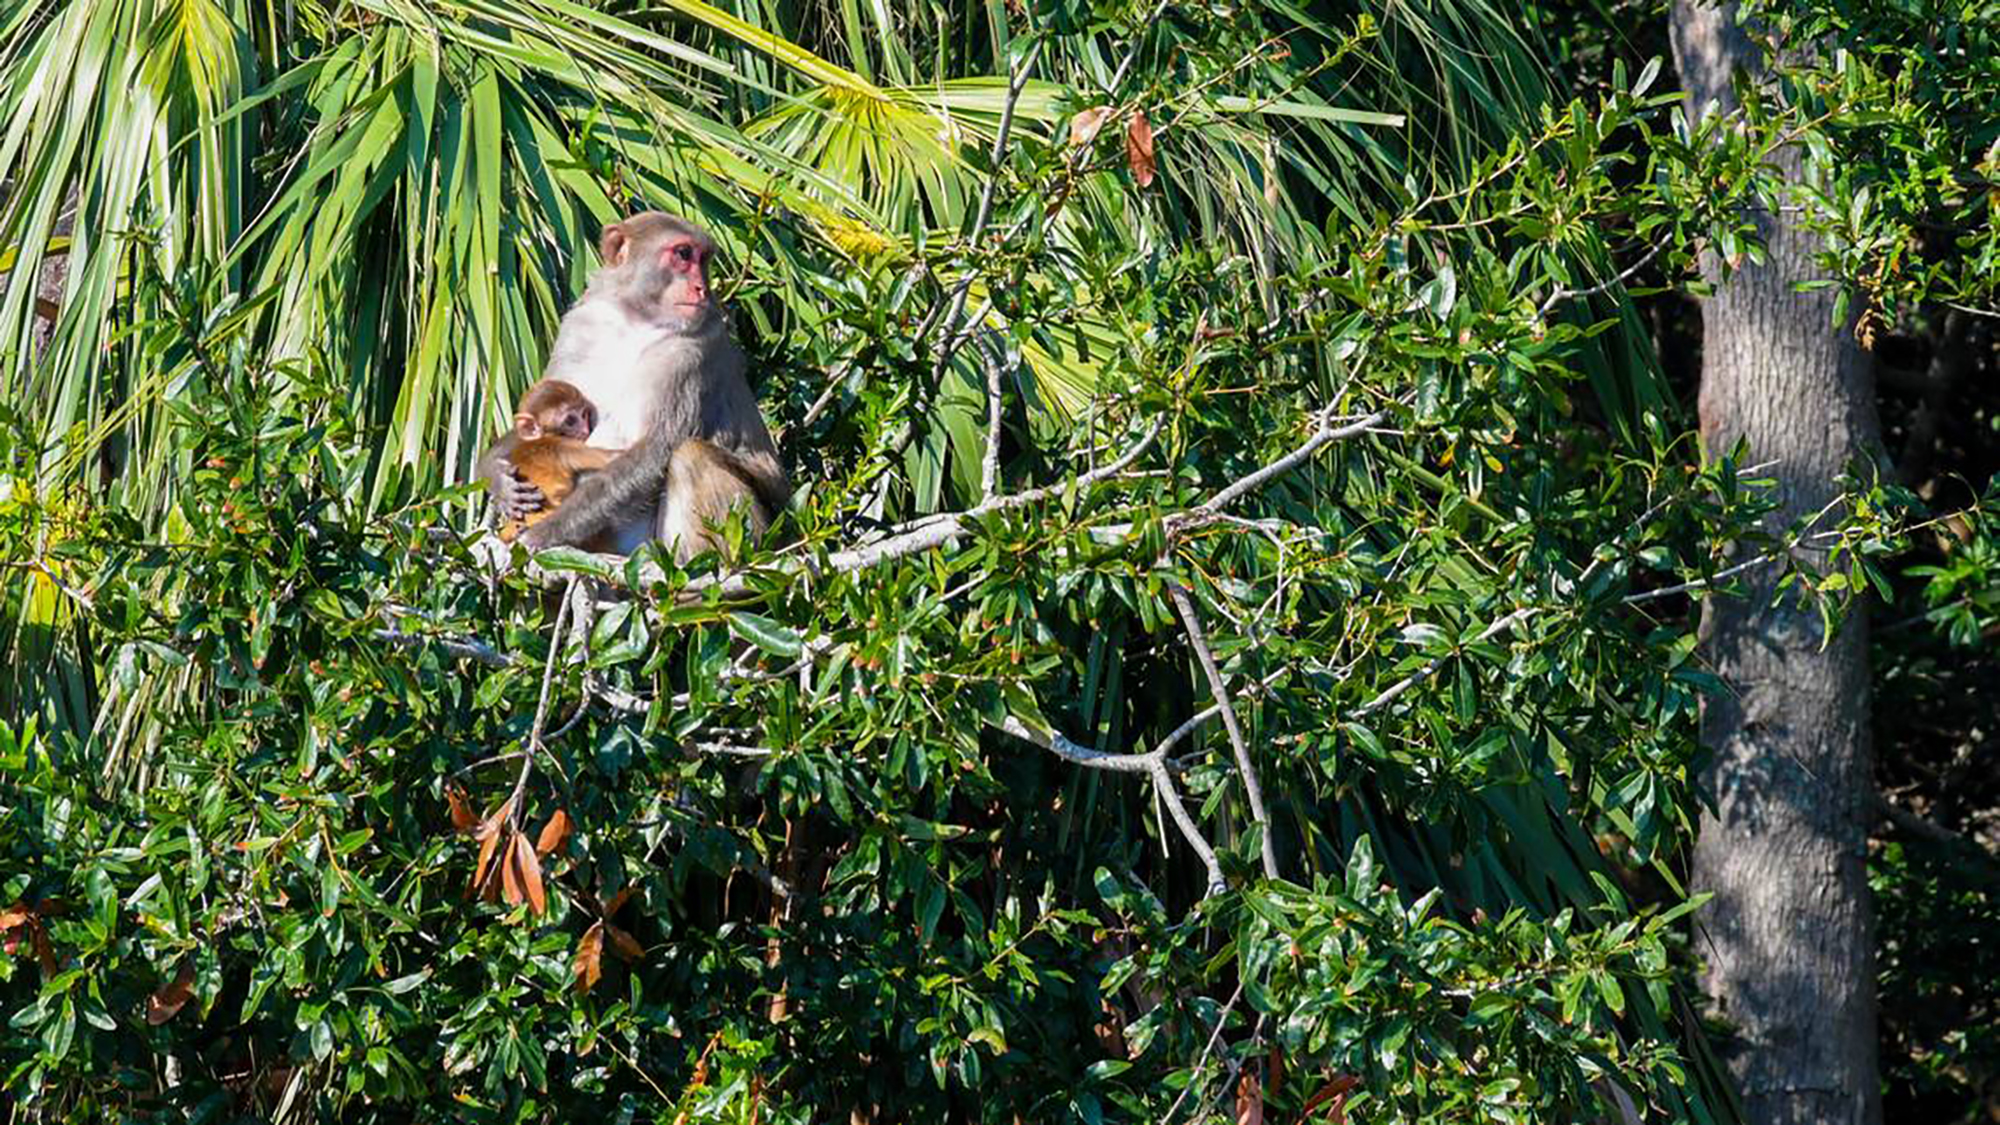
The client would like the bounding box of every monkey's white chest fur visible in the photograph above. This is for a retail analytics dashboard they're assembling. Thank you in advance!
[545,310,692,449]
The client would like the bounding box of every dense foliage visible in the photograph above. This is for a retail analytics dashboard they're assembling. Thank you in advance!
[0,0,1995,1121]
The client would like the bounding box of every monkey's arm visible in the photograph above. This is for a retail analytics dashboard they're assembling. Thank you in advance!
[477,434,546,522]
[516,431,675,550]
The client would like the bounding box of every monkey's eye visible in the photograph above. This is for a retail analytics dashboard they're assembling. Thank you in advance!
[674,243,695,264]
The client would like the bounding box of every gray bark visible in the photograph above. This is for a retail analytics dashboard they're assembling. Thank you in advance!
[1670,5,1884,1125]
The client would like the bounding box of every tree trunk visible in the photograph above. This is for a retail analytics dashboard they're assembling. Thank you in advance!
[1669,6,1884,1125]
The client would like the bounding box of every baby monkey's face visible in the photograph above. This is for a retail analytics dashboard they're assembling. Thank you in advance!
[515,397,596,441]
[546,402,595,440]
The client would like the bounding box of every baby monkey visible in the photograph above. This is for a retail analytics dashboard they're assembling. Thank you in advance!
[481,380,618,543]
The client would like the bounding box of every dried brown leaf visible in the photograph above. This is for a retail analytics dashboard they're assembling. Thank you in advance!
[146,960,197,1025]
[573,921,605,992]
[472,822,504,899]
[499,829,525,906]
[514,834,547,916]
[474,797,512,840]
[445,783,478,834]
[1125,110,1156,187]
[535,809,572,858]
[605,924,645,963]
[1235,1070,1264,1125]
[604,887,636,917]
[1070,106,1114,148]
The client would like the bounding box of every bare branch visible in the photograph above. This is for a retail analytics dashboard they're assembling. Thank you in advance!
[1148,758,1228,898]
[1537,241,1667,318]
[988,713,1225,899]
[689,743,778,759]
[1353,606,1536,719]
[1195,409,1386,515]
[1618,551,1780,605]
[979,333,1006,502]
[912,41,1043,351]
[1169,585,1279,881]
[506,577,578,825]
[992,713,1157,773]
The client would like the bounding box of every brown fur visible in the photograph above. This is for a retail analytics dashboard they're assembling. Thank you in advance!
[658,438,771,562]
[480,379,621,544]
[500,439,617,542]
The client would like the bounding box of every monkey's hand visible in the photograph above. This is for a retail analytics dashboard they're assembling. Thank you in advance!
[490,462,546,522]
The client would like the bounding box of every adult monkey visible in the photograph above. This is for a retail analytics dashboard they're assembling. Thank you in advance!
[486,213,789,560]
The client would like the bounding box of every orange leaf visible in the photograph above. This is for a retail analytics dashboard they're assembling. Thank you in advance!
[1235,1071,1264,1125]
[500,829,525,906]
[573,921,605,992]
[535,809,572,858]
[514,834,547,916]
[1070,106,1114,148]
[146,960,197,1025]
[472,823,504,899]
[445,783,478,834]
[0,902,29,932]
[1125,110,1156,187]
[605,924,645,963]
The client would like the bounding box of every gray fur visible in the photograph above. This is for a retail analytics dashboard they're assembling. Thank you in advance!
[503,214,787,555]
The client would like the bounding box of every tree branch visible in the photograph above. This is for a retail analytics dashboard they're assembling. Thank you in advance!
[1169,584,1279,881]
[1149,758,1228,898]
[1353,606,1536,719]
[1537,241,1666,318]
[1193,409,1386,516]
[979,333,1006,502]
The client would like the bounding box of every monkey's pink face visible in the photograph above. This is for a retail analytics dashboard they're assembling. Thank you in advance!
[659,237,714,321]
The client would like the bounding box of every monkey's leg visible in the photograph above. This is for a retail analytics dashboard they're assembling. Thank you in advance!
[658,439,770,564]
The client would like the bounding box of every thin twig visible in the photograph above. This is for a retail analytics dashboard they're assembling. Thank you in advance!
[1158,668,1290,764]
[1168,585,1279,881]
[2,560,94,609]
[794,359,856,434]
[1162,981,1246,1125]
[505,578,576,824]
[1195,409,1386,515]
[1537,242,1667,318]
[1618,552,1781,605]
[375,626,510,668]
[1107,0,1171,93]
[912,41,1043,351]
[1353,606,1536,719]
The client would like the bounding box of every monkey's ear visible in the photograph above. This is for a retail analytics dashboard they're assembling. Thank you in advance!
[599,223,629,266]
[513,412,542,440]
